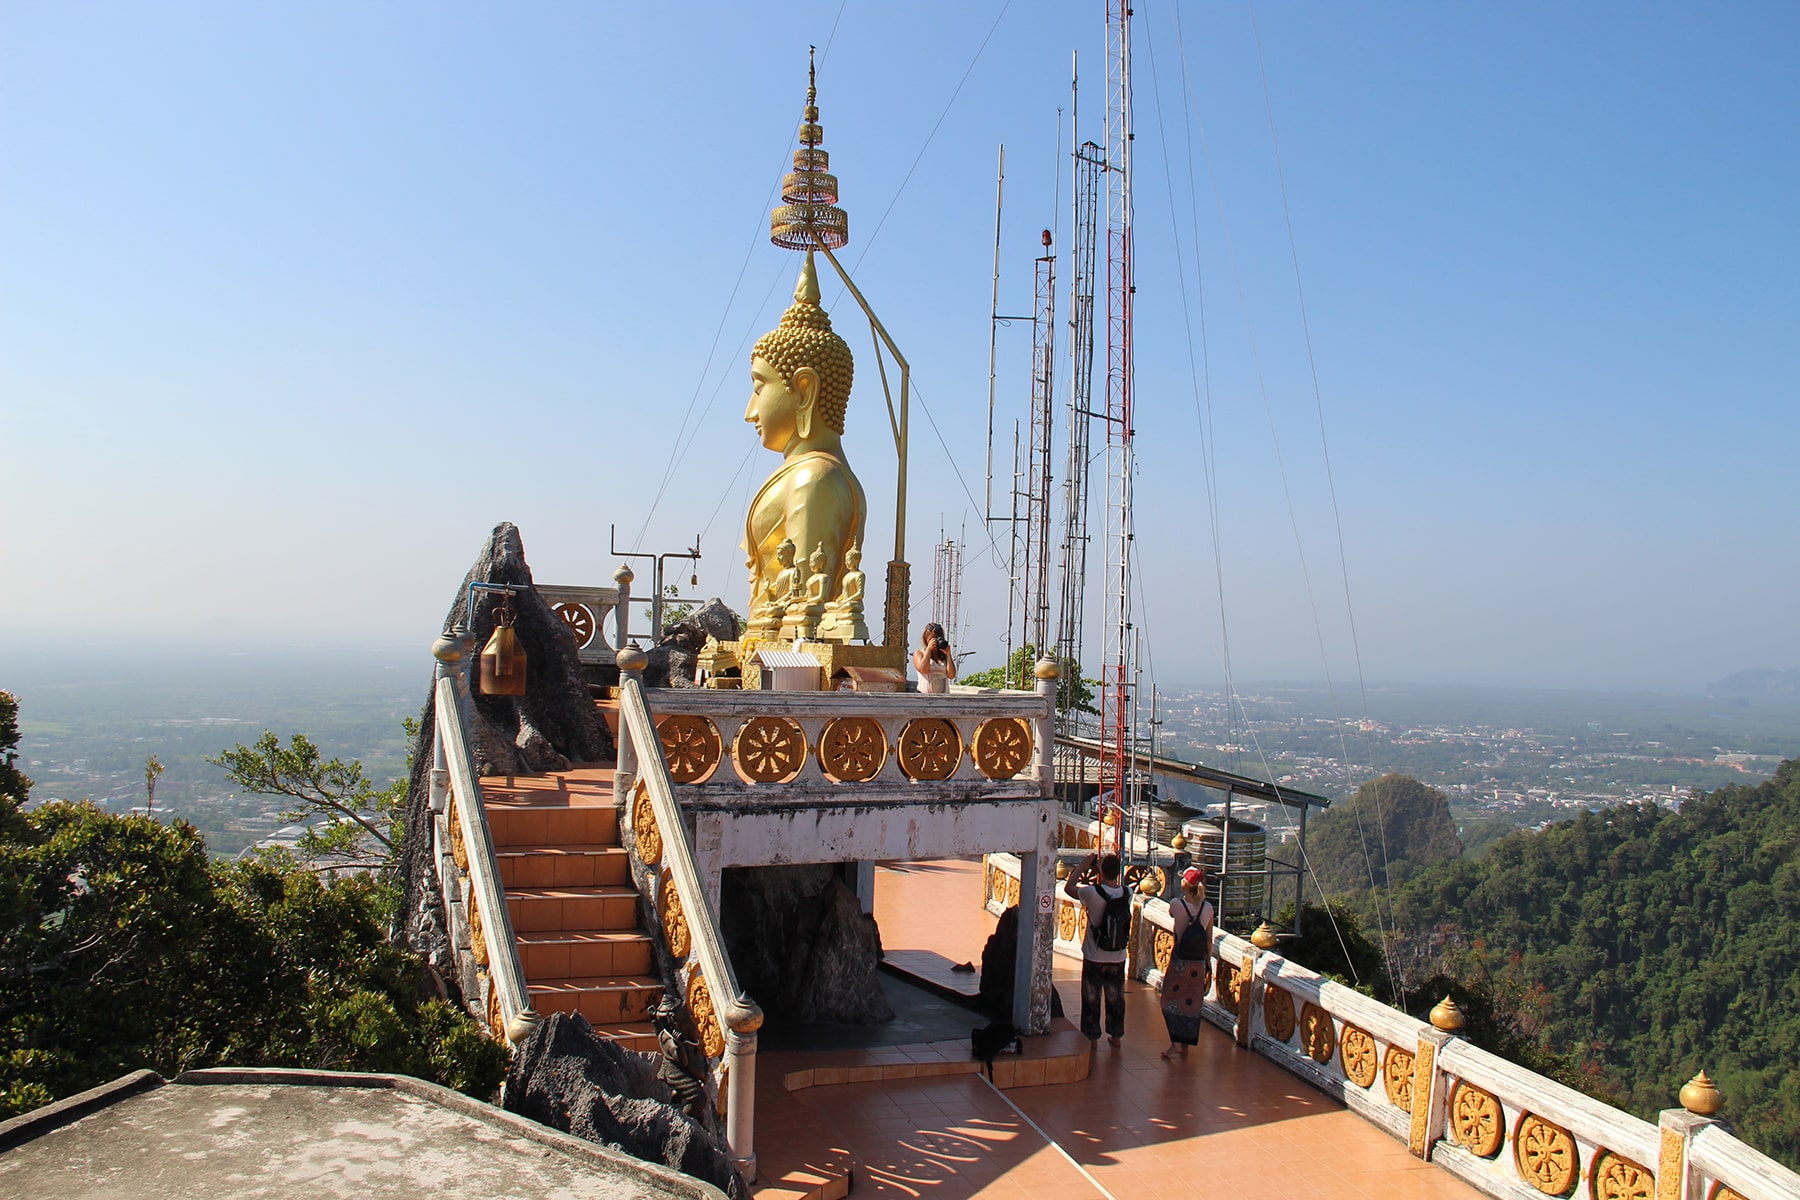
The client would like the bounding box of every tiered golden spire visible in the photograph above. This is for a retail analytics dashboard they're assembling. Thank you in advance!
[770,48,849,250]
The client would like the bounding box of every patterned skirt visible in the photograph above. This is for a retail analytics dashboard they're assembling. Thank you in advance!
[1160,954,1211,1046]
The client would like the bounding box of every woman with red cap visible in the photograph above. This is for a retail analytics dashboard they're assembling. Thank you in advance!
[1160,865,1215,1060]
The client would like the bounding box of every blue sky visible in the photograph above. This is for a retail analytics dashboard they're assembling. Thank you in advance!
[2,2,1795,694]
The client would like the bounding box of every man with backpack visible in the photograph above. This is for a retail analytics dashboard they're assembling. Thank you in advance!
[1064,851,1131,1045]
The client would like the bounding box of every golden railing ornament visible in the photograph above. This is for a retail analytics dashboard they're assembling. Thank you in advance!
[659,714,722,783]
[661,872,690,962]
[688,969,725,1060]
[1339,1024,1378,1089]
[1450,1082,1504,1157]
[632,781,662,864]
[1263,984,1296,1042]
[1384,1045,1416,1111]
[1057,897,1079,942]
[734,716,807,783]
[1515,1114,1578,1195]
[1300,1002,1337,1064]
[972,717,1033,779]
[770,48,848,252]
[820,716,886,781]
[898,717,961,780]
[552,601,595,649]
[1152,928,1174,973]
[1592,1151,1655,1200]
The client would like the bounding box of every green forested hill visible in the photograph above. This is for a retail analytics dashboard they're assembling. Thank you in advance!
[1304,773,1464,901]
[1390,758,1800,1167]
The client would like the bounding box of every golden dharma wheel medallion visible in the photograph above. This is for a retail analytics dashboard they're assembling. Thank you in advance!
[1263,984,1296,1042]
[552,601,596,649]
[898,718,962,780]
[733,716,807,783]
[1153,928,1174,973]
[1384,1045,1416,1112]
[820,716,886,781]
[1515,1114,1578,1195]
[659,714,722,784]
[468,896,487,967]
[1592,1151,1654,1200]
[661,872,690,962]
[1057,897,1079,942]
[1340,1024,1378,1089]
[688,969,725,1060]
[632,782,662,864]
[1301,1001,1337,1063]
[972,717,1033,779]
[1451,1082,1504,1157]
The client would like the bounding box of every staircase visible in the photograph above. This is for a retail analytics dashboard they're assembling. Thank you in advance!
[482,766,661,1051]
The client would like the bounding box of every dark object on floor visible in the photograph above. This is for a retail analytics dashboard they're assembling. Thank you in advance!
[951,961,976,973]
[975,905,1063,1021]
[506,1011,747,1200]
[971,1020,1023,1080]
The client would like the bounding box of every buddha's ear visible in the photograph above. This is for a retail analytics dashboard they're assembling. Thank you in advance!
[792,366,820,438]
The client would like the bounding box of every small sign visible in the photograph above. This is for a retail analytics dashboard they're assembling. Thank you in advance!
[1038,890,1054,913]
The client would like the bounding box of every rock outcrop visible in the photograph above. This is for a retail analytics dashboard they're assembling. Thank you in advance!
[395,522,615,1001]
[644,599,740,688]
[720,865,892,1025]
[505,1011,747,1200]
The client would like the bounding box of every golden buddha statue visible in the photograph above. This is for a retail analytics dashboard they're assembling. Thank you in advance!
[742,251,867,640]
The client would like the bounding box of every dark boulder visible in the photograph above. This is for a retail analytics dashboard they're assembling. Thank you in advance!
[505,1011,747,1200]
[645,599,740,688]
[396,522,615,998]
[721,865,892,1025]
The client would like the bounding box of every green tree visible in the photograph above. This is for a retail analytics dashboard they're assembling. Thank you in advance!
[1303,773,1464,903]
[961,643,1097,716]
[1271,900,1390,997]
[209,730,408,871]
[0,691,29,838]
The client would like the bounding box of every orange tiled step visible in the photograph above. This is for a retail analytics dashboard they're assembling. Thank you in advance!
[496,845,630,889]
[505,885,639,933]
[587,1022,658,1054]
[530,975,664,1025]
[487,804,619,849]
[517,929,654,980]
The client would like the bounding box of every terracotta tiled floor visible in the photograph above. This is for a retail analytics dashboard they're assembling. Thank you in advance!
[751,858,1482,1200]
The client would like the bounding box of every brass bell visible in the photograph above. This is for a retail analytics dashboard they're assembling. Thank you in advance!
[480,599,528,696]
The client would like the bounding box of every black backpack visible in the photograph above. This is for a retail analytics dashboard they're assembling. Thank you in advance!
[1176,898,1214,960]
[1092,883,1131,952]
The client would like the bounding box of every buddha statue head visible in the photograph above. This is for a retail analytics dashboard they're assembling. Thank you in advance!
[747,251,854,451]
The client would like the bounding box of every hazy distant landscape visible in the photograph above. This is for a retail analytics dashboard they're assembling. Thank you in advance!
[5,644,1793,859]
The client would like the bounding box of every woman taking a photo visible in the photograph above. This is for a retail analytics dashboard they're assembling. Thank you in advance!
[913,623,956,693]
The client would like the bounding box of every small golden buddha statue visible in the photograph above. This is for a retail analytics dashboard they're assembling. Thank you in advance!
[743,251,867,638]
[749,537,801,637]
[820,541,869,643]
[785,542,831,640]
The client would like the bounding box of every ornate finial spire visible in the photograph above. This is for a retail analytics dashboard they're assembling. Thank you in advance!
[771,46,849,250]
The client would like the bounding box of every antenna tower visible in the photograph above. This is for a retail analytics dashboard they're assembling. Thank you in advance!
[931,536,964,644]
[1054,99,1102,754]
[1098,0,1138,848]
[1020,231,1058,685]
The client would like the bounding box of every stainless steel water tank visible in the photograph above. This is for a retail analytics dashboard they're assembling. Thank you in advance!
[1181,817,1267,919]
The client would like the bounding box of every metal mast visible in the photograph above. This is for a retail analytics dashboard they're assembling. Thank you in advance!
[1054,89,1101,750]
[1099,0,1138,839]
[1021,230,1058,682]
[931,535,964,645]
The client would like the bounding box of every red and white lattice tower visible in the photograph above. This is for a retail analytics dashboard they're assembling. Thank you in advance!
[1098,0,1137,851]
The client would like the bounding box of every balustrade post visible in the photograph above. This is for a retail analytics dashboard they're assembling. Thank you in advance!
[616,643,648,794]
[1236,947,1261,1047]
[725,1001,764,1183]
[1033,658,1059,798]
[1659,1073,1725,1200]
[1012,800,1057,1034]
[613,563,634,652]
[1408,1024,1457,1160]
[429,628,467,815]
